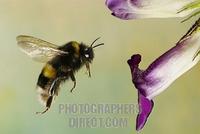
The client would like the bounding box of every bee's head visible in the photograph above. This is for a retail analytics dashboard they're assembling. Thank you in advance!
[80,37,104,63]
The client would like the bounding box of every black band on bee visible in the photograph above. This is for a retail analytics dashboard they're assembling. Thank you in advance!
[37,74,52,89]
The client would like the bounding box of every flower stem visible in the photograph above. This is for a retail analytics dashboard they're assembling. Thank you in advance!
[178,0,200,13]
[179,17,200,41]
[177,1,200,22]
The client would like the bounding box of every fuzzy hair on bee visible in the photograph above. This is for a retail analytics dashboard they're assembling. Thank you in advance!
[17,35,104,114]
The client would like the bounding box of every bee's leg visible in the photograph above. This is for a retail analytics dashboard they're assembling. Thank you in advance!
[36,96,53,114]
[86,63,91,77]
[36,108,49,114]
[49,78,60,96]
[69,71,76,93]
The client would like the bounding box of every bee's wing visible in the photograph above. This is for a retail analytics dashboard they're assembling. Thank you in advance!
[17,35,68,62]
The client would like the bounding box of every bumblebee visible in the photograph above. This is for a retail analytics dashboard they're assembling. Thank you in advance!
[16,35,104,114]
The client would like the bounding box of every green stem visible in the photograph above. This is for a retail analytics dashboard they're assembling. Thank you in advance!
[178,0,200,13]
[182,10,200,22]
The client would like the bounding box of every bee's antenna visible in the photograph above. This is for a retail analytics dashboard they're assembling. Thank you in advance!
[92,43,104,49]
[90,37,101,47]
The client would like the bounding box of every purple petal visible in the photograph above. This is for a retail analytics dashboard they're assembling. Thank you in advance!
[127,54,146,96]
[136,93,154,131]
[128,19,200,131]
[106,0,139,19]
[106,0,197,19]
[127,54,141,75]
[128,55,154,131]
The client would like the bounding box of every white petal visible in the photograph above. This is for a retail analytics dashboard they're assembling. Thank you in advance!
[145,31,200,99]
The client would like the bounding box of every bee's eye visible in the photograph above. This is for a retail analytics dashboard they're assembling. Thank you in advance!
[85,54,89,58]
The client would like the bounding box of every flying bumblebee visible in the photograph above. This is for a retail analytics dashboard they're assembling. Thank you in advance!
[16,35,104,114]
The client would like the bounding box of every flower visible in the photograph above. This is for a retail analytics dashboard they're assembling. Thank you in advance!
[106,0,199,20]
[127,19,200,131]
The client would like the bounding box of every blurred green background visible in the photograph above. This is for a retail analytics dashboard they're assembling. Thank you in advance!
[0,0,200,134]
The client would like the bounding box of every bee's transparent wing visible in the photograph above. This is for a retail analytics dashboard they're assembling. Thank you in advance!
[17,35,68,62]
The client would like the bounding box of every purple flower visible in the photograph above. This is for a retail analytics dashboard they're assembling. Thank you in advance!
[106,0,198,20]
[128,19,200,131]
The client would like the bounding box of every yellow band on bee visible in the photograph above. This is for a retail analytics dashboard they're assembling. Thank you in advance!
[72,41,80,56]
[43,64,56,78]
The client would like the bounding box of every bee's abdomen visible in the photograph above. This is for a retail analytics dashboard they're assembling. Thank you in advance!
[37,63,57,88]
[37,63,58,106]
[37,73,49,89]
